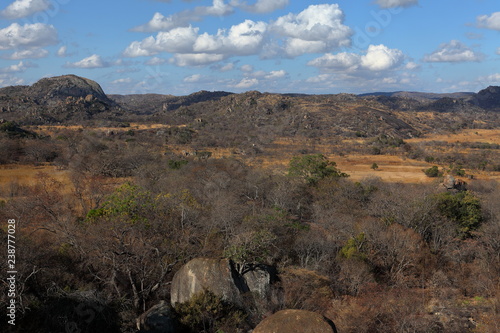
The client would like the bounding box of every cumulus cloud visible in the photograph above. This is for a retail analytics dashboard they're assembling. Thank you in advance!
[0,0,51,19]
[271,4,352,56]
[376,0,418,8]
[125,20,267,61]
[145,57,168,66]
[0,74,24,87]
[361,44,404,71]
[0,23,58,50]
[0,61,28,73]
[234,77,259,88]
[132,0,233,32]
[265,70,287,79]
[237,0,289,14]
[2,48,49,60]
[183,74,202,82]
[423,40,483,62]
[171,53,225,66]
[308,44,405,72]
[65,54,110,69]
[477,12,500,30]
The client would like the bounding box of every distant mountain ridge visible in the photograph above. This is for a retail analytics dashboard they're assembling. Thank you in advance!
[0,75,499,139]
[358,91,475,101]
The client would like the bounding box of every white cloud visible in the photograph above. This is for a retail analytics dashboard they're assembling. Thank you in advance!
[145,57,168,66]
[0,23,58,50]
[308,44,404,72]
[360,44,404,71]
[183,74,202,82]
[240,64,253,72]
[265,70,287,79]
[237,0,289,14]
[496,47,500,55]
[477,12,500,30]
[0,74,24,87]
[0,61,28,73]
[423,40,483,62]
[234,77,259,88]
[271,4,352,56]
[124,26,200,57]
[219,63,234,71]
[66,54,110,69]
[405,61,420,70]
[0,0,51,19]
[132,0,233,32]
[125,20,267,61]
[171,53,225,66]
[3,48,49,60]
[57,46,67,57]
[111,78,133,84]
[376,0,418,8]
[308,52,360,71]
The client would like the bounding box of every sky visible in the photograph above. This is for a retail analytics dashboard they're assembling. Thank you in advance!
[0,0,499,95]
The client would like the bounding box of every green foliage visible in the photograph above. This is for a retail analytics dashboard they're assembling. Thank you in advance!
[423,165,442,177]
[433,191,483,238]
[85,182,155,224]
[449,164,466,176]
[425,156,435,163]
[371,162,379,170]
[374,134,406,148]
[175,290,246,333]
[288,154,349,185]
[168,159,188,170]
[339,233,367,261]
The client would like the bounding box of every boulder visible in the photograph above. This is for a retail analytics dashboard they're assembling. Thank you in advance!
[253,309,338,333]
[170,258,276,307]
[170,258,244,306]
[137,301,176,333]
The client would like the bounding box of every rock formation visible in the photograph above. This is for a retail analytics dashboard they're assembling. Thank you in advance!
[170,258,276,307]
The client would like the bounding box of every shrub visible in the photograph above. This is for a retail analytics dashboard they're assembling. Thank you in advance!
[174,290,247,333]
[288,154,349,185]
[423,165,442,177]
[433,191,483,238]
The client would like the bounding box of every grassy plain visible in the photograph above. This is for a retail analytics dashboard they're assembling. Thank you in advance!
[1,127,499,191]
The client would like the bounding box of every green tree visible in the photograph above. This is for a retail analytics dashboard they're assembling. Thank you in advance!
[371,163,379,171]
[433,191,483,238]
[288,154,348,185]
[423,165,442,177]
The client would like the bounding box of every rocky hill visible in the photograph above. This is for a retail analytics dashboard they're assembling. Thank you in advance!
[0,75,499,139]
[0,75,118,124]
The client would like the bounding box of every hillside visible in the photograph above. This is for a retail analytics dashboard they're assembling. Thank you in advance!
[0,75,499,138]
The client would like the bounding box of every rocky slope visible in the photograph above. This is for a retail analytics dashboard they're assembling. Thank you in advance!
[0,75,499,138]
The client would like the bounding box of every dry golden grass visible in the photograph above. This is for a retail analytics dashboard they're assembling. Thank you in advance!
[407,128,500,145]
[2,127,498,189]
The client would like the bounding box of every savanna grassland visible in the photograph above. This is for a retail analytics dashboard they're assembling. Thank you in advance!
[1,76,500,333]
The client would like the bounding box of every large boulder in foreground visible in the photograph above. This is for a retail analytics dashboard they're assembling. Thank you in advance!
[253,309,338,333]
[170,258,276,308]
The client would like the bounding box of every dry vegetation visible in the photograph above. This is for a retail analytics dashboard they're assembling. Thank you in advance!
[1,83,500,332]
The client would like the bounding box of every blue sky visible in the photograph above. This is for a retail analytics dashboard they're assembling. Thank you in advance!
[0,0,499,95]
